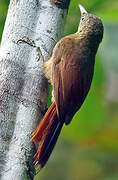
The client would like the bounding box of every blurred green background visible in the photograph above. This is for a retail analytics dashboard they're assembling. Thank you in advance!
[1,0,118,179]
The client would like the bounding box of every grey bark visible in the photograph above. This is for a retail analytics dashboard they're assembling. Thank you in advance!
[0,0,70,179]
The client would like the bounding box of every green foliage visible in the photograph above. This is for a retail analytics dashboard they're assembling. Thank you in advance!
[0,0,9,41]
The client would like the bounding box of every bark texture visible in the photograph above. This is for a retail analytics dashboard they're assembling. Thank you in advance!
[0,0,70,179]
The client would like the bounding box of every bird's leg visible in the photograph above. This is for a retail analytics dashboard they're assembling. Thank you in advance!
[17,36,45,62]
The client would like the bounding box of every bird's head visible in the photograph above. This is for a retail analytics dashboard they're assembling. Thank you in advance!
[78,4,104,43]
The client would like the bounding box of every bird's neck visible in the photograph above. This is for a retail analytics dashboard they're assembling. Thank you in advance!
[75,31,100,56]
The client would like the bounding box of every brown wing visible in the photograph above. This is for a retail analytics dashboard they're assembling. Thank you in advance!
[52,55,94,125]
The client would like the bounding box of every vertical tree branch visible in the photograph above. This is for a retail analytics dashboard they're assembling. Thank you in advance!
[0,0,70,179]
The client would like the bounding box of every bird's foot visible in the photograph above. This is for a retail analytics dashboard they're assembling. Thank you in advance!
[17,36,44,62]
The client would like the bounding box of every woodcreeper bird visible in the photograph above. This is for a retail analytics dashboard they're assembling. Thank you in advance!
[31,4,104,169]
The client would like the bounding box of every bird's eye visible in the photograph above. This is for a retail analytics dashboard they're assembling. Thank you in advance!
[81,16,84,20]
[81,13,87,20]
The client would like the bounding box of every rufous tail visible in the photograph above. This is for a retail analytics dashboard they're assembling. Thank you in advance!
[31,102,63,168]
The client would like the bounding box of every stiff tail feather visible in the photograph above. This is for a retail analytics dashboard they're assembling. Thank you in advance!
[31,102,63,168]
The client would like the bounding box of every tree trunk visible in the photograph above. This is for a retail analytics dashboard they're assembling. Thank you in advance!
[0,0,70,179]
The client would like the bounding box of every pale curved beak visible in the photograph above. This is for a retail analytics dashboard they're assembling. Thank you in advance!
[78,4,88,15]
